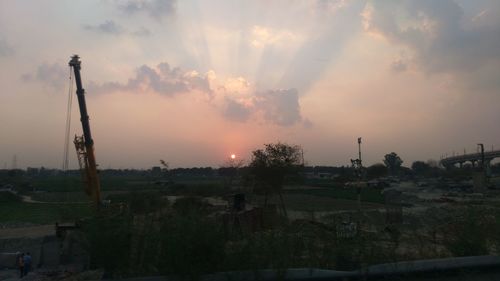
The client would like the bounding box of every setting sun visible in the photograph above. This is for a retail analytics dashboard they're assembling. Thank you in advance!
[230,154,236,159]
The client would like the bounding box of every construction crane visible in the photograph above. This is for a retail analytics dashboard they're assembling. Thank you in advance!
[69,55,101,205]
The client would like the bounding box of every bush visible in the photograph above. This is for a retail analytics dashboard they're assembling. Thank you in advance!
[443,208,489,257]
[158,214,226,278]
[0,191,21,202]
[84,214,132,274]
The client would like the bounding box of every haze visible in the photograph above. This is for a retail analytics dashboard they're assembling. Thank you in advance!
[0,0,499,169]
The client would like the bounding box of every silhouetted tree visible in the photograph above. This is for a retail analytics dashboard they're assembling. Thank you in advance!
[366,163,388,179]
[383,152,403,175]
[249,142,303,217]
[411,161,430,175]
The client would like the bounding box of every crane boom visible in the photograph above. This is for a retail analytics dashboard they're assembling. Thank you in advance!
[69,55,101,205]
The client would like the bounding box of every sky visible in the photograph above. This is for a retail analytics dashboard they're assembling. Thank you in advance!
[0,0,499,169]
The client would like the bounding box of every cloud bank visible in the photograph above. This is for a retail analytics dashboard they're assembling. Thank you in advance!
[22,59,308,127]
[362,0,500,92]
[119,0,177,20]
[21,62,67,89]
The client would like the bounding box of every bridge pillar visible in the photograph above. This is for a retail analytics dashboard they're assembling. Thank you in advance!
[485,159,492,177]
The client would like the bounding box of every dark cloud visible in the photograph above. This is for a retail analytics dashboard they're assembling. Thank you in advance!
[257,89,303,126]
[364,0,500,75]
[22,62,67,89]
[83,20,124,35]
[83,21,151,37]
[89,62,212,96]
[120,0,176,20]
[223,98,252,122]
[132,26,152,37]
[0,38,14,57]
[223,88,306,127]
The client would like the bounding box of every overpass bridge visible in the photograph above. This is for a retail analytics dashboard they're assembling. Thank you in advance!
[440,150,500,168]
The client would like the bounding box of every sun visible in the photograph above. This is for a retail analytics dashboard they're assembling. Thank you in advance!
[230,154,236,159]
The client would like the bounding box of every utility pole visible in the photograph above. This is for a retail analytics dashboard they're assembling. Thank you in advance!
[356,138,362,228]
[350,137,363,240]
[476,143,488,189]
[358,137,362,166]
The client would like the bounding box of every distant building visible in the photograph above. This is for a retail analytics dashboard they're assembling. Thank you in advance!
[151,166,162,177]
[26,167,40,176]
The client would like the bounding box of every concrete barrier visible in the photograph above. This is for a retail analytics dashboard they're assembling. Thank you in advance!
[0,252,19,269]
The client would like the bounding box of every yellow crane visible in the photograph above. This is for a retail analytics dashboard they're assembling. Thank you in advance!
[69,55,101,205]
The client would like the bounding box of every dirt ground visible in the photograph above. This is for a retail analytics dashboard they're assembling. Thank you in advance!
[0,225,54,239]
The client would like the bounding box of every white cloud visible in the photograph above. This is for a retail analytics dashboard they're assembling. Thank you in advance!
[250,25,298,48]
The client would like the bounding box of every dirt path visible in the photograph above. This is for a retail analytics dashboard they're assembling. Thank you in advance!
[7,190,89,205]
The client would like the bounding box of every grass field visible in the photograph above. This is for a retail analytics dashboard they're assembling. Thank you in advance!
[0,201,93,224]
[0,174,384,224]
[28,175,224,192]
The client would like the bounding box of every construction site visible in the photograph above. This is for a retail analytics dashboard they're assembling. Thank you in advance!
[1,56,500,280]
[4,0,500,278]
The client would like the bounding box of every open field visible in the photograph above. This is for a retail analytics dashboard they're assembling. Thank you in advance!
[285,186,385,204]
[0,201,93,225]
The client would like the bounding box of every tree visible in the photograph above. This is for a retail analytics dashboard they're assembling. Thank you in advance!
[249,142,303,217]
[411,161,430,176]
[366,163,388,179]
[383,152,403,175]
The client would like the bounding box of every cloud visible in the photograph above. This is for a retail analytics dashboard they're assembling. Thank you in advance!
[120,0,176,20]
[223,98,252,122]
[22,62,67,89]
[0,37,14,57]
[89,62,212,96]
[390,58,408,73]
[313,0,348,14]
[256,89,303,126]
[250,25,298,48]
[83,20,124,35]
[132,26,152,37]
[362,0,500,77]
[83,20,151,37]
[222,88,306,127]
[87,59,307,127]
